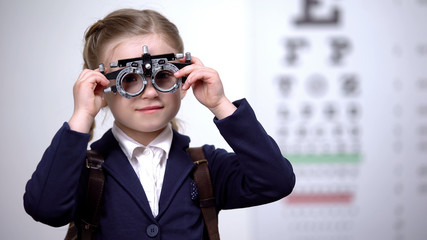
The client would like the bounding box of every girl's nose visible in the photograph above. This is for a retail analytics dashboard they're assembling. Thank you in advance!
[140,79,159,99]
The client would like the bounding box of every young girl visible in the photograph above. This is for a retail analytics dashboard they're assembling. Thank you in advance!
[24,8,295,240]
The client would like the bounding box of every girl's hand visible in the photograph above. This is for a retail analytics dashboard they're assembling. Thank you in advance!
[174,57,236,119]
[68,69,110,133]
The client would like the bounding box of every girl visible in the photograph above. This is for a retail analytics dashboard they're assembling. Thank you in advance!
[24,8,295,240]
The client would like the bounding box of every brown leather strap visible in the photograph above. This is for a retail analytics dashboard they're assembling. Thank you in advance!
[67,148,218,240]
[64,222,78,240]
[187,147,220,240]
[80,150,105,240]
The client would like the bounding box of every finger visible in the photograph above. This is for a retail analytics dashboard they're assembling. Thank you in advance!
[74,70,110,97]
[178,55,204,65]
[179,66,207,90]
[182,67,218,91]
[174,63,205,79]
[93,68,110,86]
[189,56,204,65]
[86,70,110,87]
[76,69,92,83]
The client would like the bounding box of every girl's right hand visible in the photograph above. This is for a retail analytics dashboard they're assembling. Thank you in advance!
[68,69,110,133]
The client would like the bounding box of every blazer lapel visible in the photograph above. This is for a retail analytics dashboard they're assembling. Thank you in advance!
[91,129,195,220]
[91,130,155,220]
[157,131,194,218]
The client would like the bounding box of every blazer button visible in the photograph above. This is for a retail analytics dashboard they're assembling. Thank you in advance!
[146,224,159,238]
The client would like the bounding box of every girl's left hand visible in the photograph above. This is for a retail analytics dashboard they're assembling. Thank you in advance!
[174,57,236,119]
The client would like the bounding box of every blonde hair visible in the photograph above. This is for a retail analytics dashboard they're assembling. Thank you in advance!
[83,9,183,69]
[83,9,184,135]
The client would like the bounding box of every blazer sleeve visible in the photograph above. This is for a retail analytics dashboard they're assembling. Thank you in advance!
[204,98,295,210]
[23,122,90,227]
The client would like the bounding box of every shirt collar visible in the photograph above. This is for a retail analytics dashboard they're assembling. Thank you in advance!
[112,123,173,160]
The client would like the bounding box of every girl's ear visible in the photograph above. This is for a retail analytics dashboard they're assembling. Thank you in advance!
[180,88,187,100]
[101,96,108,107]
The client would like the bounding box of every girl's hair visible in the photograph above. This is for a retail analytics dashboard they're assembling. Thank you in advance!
[83,8,184,69]
[83,9,184,134]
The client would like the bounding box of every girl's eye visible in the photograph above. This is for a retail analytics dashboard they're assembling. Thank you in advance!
[121,73,143,94]
[156,71,173,80]
[155,71,177,90]
[123,75,138,83]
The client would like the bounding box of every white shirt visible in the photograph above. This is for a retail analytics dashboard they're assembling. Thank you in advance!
[112,123,173,217]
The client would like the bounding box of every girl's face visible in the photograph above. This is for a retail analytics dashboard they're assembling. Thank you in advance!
[102,34,185,145]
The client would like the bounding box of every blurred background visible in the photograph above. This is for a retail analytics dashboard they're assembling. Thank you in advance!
[1,0,426,239]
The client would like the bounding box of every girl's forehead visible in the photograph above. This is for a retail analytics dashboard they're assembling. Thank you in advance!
[101,34,177,65]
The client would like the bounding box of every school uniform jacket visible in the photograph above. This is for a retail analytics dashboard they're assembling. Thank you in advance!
[24,99,295,240]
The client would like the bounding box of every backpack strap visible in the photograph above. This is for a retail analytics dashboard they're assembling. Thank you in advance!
[66,148,219,240]
[80,150,105,240]
[187,147,220,240]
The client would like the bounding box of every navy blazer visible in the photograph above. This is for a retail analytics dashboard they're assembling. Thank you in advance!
[24,99,295,240]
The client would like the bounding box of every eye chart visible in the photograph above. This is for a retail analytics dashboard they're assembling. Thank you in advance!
[248,1,427,239]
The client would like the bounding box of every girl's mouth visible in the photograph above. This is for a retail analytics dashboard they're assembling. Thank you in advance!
[136,106,163,113]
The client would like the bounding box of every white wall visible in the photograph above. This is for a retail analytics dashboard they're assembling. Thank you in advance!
[0,0,252,239]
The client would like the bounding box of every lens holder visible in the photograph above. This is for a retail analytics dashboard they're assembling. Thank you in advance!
[101,45,191,99]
